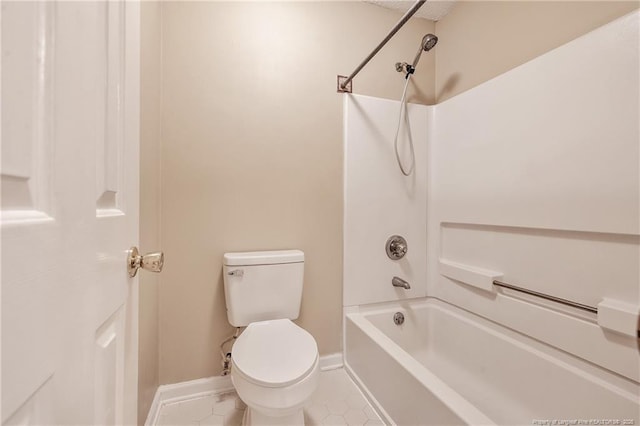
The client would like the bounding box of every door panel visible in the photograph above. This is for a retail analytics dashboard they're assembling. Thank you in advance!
[94,307,125,426]
[1,1,140,424]
[97,0,125,213]
[1,1,53,220]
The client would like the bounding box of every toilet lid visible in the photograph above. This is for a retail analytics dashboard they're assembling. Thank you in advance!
[232,319,318,388]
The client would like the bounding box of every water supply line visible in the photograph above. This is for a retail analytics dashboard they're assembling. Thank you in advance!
[220,327,242,376]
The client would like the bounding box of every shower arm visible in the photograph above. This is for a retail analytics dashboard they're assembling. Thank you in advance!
[337,0,427,93]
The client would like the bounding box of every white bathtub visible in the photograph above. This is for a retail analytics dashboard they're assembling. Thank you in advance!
[345,298,640,425]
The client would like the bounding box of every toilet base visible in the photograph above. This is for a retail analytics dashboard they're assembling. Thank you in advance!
[243,406,305,426]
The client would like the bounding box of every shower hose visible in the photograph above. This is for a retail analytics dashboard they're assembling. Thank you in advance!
[393,73,416,176]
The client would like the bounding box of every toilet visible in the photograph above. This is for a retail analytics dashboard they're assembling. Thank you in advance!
[222,250,319,426]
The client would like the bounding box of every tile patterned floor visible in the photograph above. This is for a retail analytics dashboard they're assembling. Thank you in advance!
[155,369,384,426]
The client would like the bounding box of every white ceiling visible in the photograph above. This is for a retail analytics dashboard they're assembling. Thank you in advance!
[366,0,457,22]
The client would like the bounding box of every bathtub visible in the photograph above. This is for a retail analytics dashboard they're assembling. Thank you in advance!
[344,298,639,425]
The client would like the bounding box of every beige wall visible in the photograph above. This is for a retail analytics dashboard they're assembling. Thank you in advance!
[158,1,434,384]
[138,0,639,405]
[435,1,639,101]
[138,1,162,423]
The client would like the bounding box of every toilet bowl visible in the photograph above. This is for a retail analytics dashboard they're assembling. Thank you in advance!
[222,250,318,425]
[231,319,319,425]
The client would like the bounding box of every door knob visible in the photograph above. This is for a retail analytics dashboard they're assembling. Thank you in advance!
[128,246,164,277]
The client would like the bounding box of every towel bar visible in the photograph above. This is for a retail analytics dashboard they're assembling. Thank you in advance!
[438,259,639,337]
[492,279,598,313]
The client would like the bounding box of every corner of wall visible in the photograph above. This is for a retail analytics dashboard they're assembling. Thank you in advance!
[433,1,640,102]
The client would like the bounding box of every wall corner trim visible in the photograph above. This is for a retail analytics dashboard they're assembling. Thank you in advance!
[144,376,234,426]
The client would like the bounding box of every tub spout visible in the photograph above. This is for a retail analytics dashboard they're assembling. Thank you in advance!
[392,276,411,290]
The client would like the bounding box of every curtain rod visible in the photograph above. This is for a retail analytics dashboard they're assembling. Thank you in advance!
[493,280,598,314]
[337,0,427,93]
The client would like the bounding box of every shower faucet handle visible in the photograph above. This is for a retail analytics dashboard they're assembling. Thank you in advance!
[386,235,408,260]
[391,239,407,256]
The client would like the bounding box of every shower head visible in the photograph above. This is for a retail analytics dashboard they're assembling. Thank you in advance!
[407,33,438,74]
[422,33,438,51]
[396,33,439,77]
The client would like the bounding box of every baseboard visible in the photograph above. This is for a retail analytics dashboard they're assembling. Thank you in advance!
[144,353,344,425]
[319,352,343,371]
[144,376,234,426]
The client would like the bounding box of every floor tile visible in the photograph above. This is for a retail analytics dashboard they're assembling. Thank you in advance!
[212,398,236,417]
[161,396,216,424]
[345,393,368,410]
[326,400,349,416]
[363,405,379,421]
[199,414,224,426]
[305,402,330,424]
[322,414,348,426]
[153,368,384,426]
[223,408,244,426]
[343,409,368,426]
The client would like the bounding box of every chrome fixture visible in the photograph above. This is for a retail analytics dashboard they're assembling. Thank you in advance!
[393,312,405,325]
[127,247,164,277]
[386,235,408,260]
[393,32,438,176]
[395,34,439,78]
[227,269,244,277]
[392,276,411,290]
[337,0,427,92]
[412,33,438,69]
[491,281,639,334]
[493,280,598,314]
[395,62,408,72]
[422,33,438,51]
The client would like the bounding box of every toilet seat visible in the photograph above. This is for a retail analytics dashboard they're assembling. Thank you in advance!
[232,319,318,388]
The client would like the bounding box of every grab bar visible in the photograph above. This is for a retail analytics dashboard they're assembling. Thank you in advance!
[439,259,639,337]
[492,280,597,314]
[493,280,640,337]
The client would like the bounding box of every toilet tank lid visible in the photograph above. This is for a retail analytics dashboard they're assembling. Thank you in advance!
[223,250,304,266]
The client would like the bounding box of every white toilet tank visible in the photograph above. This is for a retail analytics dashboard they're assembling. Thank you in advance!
[223,250,304,327]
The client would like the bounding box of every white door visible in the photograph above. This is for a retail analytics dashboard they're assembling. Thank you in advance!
[1,1,140,424]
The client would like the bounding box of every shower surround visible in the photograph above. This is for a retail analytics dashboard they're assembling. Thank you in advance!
[343,10,640,425]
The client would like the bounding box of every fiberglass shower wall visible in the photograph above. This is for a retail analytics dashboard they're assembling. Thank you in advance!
[344,10,639,382]
[427,10,639,381]
[343,95,431,307]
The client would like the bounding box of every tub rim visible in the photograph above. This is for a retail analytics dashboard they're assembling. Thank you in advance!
[344,297,640,425]
[345,302,495,425]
